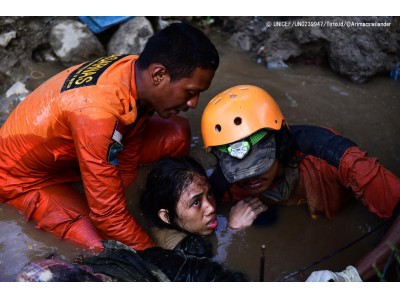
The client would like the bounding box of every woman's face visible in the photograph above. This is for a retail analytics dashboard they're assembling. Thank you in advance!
[174,174,218,236]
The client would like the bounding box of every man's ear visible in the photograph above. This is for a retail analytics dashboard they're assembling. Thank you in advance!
[158,209,171,225]
[152,65,167,85]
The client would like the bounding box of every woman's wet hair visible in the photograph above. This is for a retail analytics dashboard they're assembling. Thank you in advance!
[136,22,219,82]
[140,156,208,230]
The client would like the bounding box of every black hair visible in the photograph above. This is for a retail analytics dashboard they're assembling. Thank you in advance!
[273,122,300,167]
[136,22,219,82]
[140,156,208,230]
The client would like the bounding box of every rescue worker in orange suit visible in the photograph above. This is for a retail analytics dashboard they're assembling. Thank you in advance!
[201,85,400,281]
[0,23,219,252]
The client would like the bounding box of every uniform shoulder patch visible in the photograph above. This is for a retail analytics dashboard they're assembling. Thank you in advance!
[61,54,128,92]
[107,120,126,165]
[107,142,123,166]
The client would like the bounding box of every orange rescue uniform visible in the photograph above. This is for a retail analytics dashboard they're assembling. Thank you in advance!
[0,54,191,251]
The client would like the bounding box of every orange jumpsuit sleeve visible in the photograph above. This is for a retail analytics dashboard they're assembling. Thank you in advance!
[339,146,400,219]
[117,118,148,188]
[68,108,154,250]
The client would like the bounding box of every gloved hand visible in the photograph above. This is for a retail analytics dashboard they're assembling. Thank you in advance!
[306,265,363,282]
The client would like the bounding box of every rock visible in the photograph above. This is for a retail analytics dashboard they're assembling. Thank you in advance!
[5,81,28,98]
[219,16,400,83]
[50,19,105,67]
[324,17,398,83]
[0,31,16,47]
[0,17,54,95]
[230,32,251,52]
[0,16,398,98]
[107,17,154,55]
[267,60,288,69]
[0,82,29,126]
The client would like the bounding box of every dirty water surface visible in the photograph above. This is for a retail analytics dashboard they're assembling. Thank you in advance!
[0,31,399,282]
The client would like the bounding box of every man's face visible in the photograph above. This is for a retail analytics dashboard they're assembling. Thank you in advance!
[150,67,215,118]
[236,159,279,195]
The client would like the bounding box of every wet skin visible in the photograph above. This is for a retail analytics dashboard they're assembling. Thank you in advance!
[145,67,215,119]
[174,174,218,236]
[236,159,280,196]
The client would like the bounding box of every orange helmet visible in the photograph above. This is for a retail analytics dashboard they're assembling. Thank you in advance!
[201,85,286,152]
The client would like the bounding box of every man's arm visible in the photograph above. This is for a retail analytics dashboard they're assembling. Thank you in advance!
[69,109,154,250]
[307,204,400,282]
[355,205,400,280]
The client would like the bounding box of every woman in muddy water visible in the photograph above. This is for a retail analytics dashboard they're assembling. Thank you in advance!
[14,155,256,282]
[140,155,268,260]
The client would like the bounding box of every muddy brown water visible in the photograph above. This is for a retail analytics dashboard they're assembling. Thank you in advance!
[0,31,399,282]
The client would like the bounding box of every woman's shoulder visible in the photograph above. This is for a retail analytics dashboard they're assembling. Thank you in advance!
[149,227,188,250]
[149,226,213,258]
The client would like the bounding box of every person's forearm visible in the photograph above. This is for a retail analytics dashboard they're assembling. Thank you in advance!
[354,215,400,280]
[213,215,240,263]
